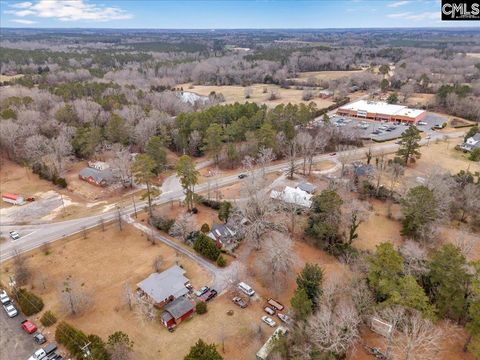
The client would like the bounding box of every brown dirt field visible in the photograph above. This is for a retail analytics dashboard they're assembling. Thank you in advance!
[0,223,225,360]
[310,159,337,172]
[294,70,364,82]
[405,93,435,107]
[406,140,479,176]
[0,74,23,82]
[356,200,403,252]
[180,83,335,109]
[0,158,56,207]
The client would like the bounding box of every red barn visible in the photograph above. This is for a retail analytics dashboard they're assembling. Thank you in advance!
[160,296,195,329]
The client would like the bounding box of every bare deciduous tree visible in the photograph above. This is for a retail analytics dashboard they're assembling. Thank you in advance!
[168,213,195,243]
[59,277,92,316]
[13,250,31,286]
[256,232,296,295]
[257,147,275,178]
[123,283,134,311]
[153,255,164,273]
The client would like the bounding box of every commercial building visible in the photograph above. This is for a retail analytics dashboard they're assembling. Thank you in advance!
[337,100,426,124]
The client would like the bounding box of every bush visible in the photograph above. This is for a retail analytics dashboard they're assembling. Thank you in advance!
[150,214,175,232]
[469,147,480,162]
[216,255,226,267]
[200,223,210,233]
[191,207,198,214]
[196,301,208,314]
[55,177,68,188]
[193,233,221,261]
[13,288,44,316]
[40,310,57,327]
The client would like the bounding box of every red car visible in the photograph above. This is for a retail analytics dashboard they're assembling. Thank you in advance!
[21,320,37,334]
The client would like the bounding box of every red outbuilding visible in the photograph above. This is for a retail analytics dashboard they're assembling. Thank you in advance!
[160,296,195,329]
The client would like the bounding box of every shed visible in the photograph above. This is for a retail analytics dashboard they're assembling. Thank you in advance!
[2,193,25,205]
[160,296,195,328]
[296,182,317,194]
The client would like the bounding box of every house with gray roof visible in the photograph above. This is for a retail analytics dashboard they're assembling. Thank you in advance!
[79,167,113,187]
[207,224,237,249]
[296,182,317,194]
[160,296,195,328]
[137,265,190,307]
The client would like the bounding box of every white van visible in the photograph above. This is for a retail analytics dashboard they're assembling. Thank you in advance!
[238,282,255,297]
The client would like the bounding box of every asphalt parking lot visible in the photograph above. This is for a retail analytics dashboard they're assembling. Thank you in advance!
[0,304,35,360]
[329,112,448,142]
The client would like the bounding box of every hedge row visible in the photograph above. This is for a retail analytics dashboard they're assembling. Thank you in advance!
[55,321,107,360]
[13,288,44,316]
[32,162,67,188]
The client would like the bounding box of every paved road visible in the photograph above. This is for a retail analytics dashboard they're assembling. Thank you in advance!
[0,130,464,264]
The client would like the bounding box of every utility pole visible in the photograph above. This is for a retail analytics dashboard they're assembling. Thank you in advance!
[132,194,137,218]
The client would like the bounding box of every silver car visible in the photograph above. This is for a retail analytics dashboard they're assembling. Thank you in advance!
[3,303,18,317]
[261,315,277,327]
[9,231,20,241]
[0,290,10,305]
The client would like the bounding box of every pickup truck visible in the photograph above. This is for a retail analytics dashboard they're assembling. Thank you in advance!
[199,289,217,302]
[232,296,248,308]
[27,343,57,360]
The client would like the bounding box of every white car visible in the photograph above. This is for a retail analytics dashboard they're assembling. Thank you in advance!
[0,290,10,305]
[9,231,20,241]
[418,121,428,126]
[3,302,18,317]
[261,315,277,327]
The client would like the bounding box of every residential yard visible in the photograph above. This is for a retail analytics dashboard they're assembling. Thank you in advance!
[179,83,335,109]
[0,223,222,360]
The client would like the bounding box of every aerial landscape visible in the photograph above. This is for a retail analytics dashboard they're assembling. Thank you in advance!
[0,1,479,360]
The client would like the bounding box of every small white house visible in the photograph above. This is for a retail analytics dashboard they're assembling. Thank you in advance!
[87,161,110,171]
[461,133,480,152]
[270,186,312,208]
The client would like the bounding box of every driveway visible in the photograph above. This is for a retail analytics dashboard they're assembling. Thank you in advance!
[0,308,35,360]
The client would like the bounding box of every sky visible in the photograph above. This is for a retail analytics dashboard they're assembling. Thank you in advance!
[1,0,479,29]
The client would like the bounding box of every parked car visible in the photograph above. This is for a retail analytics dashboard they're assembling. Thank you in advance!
[9,230,20,240]
[329,152,336,156]
[261,315,277,327]
[418,121,427,126]
[238,174,248,179]
[34,333,46,344]
[277,313,292,324]
[3,302,18,317]
[21,319,38,334]
[264,306,276,316]
[0,289,10,304]
[28,342,57,360]
[199,289,217,302]
[267,298,284,311]
[232,296,248,308]
[195,286,209,297]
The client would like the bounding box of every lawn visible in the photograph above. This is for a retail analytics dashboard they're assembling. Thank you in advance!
[293,70,364,82]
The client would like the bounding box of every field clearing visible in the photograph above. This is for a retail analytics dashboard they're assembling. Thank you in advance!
[356,200,403,252]
[467,53,480,59]
[180,83,335,108]
[406,140,478,177]
[0,158,56,207]
[293,70,364,81]
[0,74,23,82]
[405,92,434,107]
